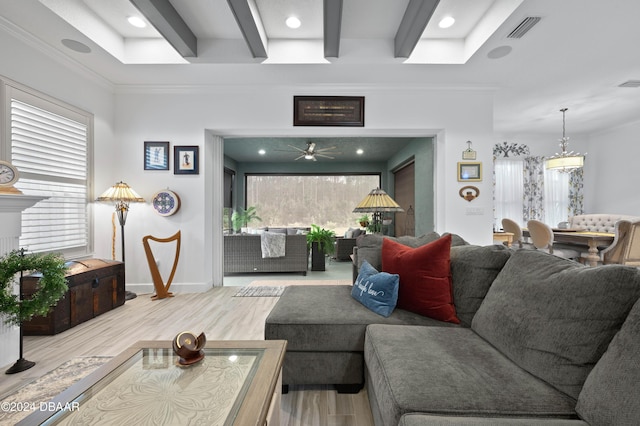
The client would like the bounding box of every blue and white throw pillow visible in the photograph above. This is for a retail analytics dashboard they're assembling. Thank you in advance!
[351,260,399,317]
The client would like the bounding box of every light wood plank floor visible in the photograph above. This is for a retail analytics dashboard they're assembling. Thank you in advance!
[0,287,374,426]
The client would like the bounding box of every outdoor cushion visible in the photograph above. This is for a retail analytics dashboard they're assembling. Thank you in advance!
[352,260,399,317]
[265,285,457,353]
[365,324,577,426]
[382,234,459,323]
[472,249,640,399]
[575,297,640,425]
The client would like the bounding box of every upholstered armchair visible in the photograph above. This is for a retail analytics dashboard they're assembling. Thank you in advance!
[335,229,365,261]
[335,237,358,261]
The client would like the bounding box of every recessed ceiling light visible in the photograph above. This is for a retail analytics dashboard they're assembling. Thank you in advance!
[258,149,266,155]
[356,149,364,155]
[286,16,301,29]
[438,16,455,29]
[128,16,147,28]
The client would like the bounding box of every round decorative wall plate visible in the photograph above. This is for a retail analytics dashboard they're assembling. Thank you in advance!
[152,189,181,216]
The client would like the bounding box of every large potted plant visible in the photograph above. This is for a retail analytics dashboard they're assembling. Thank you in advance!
[231,206,262,233]
[306,224,336,271]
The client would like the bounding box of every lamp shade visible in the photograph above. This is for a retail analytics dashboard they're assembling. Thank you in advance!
[353,188,404,213]
[545,155,584,171]
[96,181,145,203]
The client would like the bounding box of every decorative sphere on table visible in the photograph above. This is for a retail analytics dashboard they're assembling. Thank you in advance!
[172,331,206,365]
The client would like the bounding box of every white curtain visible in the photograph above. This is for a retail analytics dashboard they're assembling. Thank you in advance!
[544,168,570,227]
[494,159,524,228]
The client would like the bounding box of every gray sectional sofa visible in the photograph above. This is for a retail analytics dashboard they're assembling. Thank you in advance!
[265,233,640,425]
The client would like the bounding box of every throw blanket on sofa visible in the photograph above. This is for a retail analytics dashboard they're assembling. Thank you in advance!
[261,231,286,258]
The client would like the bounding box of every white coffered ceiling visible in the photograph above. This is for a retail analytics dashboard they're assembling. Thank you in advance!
[1,0,639,136]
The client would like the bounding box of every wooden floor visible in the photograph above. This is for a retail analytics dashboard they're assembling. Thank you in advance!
[0,287,374,426]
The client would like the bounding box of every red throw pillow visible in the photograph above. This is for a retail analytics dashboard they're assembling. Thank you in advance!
[381,234,459,324]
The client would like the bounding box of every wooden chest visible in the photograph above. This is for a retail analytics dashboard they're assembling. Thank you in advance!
[21,259,125,335]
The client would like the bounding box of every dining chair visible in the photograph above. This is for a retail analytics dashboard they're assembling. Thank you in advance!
[526,219,581,260]
[620,220,640,267]
[601,220,632,265]
[501,218,533,249]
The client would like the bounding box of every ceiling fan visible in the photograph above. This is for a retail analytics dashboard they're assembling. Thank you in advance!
[288,142,340,161]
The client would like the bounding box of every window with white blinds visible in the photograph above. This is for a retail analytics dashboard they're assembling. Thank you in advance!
[6,85,93,257]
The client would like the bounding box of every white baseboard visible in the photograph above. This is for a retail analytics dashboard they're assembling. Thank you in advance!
[126,281,213,295]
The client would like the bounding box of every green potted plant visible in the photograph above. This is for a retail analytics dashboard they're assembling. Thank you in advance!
[231,206,262,233]
[357,214,370,228]
[306,224,336,271]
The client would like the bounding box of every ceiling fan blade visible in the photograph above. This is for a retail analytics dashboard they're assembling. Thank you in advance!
[288,145,306,152]
[294,154,305,160]
[316,154,335,159]
[317,146,337,152]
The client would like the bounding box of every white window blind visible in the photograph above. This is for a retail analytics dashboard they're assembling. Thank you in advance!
[10,96,91,256]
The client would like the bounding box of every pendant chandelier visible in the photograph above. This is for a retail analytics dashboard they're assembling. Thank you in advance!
[545,108,585,172]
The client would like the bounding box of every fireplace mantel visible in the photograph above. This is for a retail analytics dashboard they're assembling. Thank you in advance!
[0,194,48,212]
[0,194,48,369]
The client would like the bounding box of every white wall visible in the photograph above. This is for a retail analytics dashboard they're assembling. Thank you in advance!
[583,120,640,215]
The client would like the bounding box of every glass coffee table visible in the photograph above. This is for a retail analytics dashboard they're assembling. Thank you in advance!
[20,340,286,426]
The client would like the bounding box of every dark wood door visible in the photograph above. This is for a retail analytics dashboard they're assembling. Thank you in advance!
[394,162,415,236]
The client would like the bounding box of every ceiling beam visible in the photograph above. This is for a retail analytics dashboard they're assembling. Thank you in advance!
[324,0,343,58]
[129,0,197,57]
[227,0,268,59]
[394,0,440,58]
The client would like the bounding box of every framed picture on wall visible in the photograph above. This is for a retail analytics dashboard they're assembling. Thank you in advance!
[174,145,199,175]
[293,96,365,127]
[144,141,170,170]
[457,162,482,182]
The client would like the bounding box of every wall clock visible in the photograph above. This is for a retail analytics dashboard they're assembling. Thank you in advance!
[0,160,22,194]
[151,189,181,216]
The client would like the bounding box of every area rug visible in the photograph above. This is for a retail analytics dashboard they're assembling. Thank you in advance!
[248,279,352,287]
[0,356,111,425]
[233,286,285,297]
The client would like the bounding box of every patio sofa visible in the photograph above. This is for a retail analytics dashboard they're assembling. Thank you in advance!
[223,233,308,275]
[265,232,640,425]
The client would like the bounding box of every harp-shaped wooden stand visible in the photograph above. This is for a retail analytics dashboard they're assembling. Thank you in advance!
[142,231,181,300]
